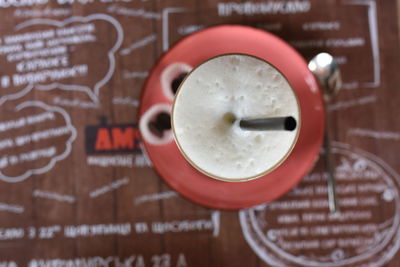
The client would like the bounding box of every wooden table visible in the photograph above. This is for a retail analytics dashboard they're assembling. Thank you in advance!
[0,0,399,266]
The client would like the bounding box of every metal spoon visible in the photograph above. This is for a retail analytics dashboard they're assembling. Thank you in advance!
[308,53,342,214]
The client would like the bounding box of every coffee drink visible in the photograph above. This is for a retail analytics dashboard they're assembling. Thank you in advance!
[172,54,300,181]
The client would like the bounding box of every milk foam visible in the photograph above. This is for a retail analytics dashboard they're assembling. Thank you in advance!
[173,54,300,181]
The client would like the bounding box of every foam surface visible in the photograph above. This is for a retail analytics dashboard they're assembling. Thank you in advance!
[173,54,300,181]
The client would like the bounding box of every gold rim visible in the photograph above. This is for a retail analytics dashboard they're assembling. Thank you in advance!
[171,53,302,182]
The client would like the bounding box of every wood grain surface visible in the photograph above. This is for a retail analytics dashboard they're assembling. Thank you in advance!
[0,0,399,266]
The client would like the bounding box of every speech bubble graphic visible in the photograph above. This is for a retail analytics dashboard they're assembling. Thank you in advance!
[0,14,123,105]
[0,101,77,183]
[240,142,400,267]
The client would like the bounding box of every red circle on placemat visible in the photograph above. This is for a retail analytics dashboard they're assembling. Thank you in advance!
[139,25,324,210]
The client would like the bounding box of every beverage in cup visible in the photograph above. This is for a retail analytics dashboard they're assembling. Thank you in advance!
[172,54,300,181]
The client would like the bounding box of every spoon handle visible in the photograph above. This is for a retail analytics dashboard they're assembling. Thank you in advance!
[324,121,340,213]
[309,53,341,214]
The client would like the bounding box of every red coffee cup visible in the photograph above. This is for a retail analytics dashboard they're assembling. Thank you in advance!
[139,25,324,209]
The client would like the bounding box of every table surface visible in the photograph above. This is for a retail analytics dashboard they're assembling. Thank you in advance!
[0,1,399,266]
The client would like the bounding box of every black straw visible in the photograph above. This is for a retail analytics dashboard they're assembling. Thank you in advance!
[239,116,297,131]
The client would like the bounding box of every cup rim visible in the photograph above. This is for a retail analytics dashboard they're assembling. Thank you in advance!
[171,53,302,182]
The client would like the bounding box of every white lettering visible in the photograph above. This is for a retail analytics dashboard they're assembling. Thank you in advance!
[33,190,75,203]
[112,96,140,107]
[14,7,71,18]
[0,202,24,214]
[64,223,131,238]
[0,227,24,240]
[15,126,71,146]
[218,1,311,16]
[53,97,99,109]
[328,95,377,111]
[122,71,148,80]
[86,155,134,167]
[348,128,400,141]
[18,146,56,163]
[0,112,54,132]
[4,29,55,45]
[12,65,88,86]
[151,219,214,234]
[89,177,130,198]
[303,21,340,31]
[134,191,178,205]
[107,4,161,19]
